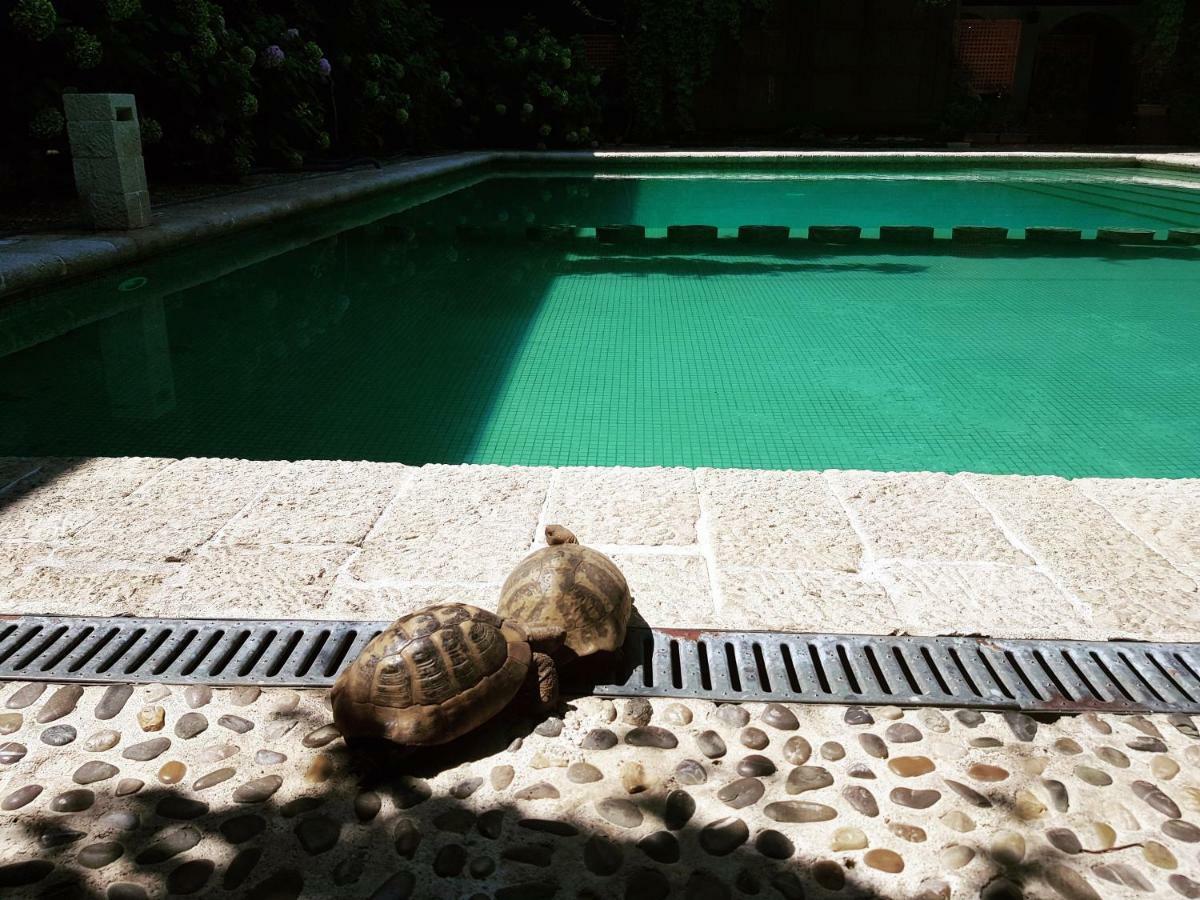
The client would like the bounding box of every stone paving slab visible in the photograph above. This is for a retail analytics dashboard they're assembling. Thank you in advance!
[2,682,1200,899]
[2,457,1199,642]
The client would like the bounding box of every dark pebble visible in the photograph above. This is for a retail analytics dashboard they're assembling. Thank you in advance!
[193,767,235,791]
[696,730,727,758]
[122,737,171,761]
[859,733,888,759]
[302,724,340,748]
[249,870,305,900]
[281,797,326,818]
[581,728,618,750]
[764,800,837,823]
[664,789,696,830]
[955,710,984,728]
[476,810,503,840]
[887,723,923,743]
[623,698,653,726]
[6,683,47,709]
[219,815,265,845]
[0,859,54,887]
[699,816,749,855]
[36,685,84,723]
[72,761,119,787]
[78,841,124,870]
[813,861,846,892]
[717,777,765,809]
[625,866,670,899]
[534,717,563,737]
[1168,714,1199,739]
[108,884,149,900]
[233,775,282,804]
[584,835,623,875]
[596,797,644,829]
[740,727,769,750]
[156,796,209,820]
[849,763,876,779]
[1002,711,1037,742]
[845,706,874,725]
[771,870,806,900]
[568,762,603,783]
[502,843,554,867]
[295,816,340,855]
[217,714,253,734]
[737,754,776,777]
[675,758,708,784]
[1133,780,1181,819]
[451,776,484,799]
[1128,737,1169,753]
[3,784,42,810]
[50,789,94,813]
[354,792,381,822]
[0,742,28,765]
[393,819,423,856]
[1164,819,1200,842]
[175,713,208,740]
[786,765,833,794]
[41,824,86,848]
[890,787,941,809]
[222,847,262,890]
[41,725,77,746]
[184,686,212,709]
[94,685,134,720]
[514,782,559,800]
[433,844,467,877]
[433,809,475,834]
[943,778,992,808]
[167,858,215,894]
[755,829,794,859]
[626,726,677,749]
[762,704,799,730]
[1170,875,1200,898]
[843,785,879,817]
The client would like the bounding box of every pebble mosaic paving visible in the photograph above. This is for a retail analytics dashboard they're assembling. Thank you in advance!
[3,685,1200,898]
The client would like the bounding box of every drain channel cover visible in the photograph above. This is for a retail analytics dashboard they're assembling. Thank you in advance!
[1,616,1198,713]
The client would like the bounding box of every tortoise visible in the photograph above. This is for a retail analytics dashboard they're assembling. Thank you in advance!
[331,603,562,748]
[497,524,632,660]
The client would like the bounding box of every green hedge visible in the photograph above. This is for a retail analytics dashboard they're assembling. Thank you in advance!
[3,1,604,178]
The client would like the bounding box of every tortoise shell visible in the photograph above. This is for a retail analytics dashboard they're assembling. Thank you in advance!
[330,603,529,746]
[497,542,631,657]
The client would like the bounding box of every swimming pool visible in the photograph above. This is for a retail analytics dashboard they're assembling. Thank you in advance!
[2,160,1198,477]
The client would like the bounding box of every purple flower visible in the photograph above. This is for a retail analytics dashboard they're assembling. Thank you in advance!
[318,57,331,77]
[264,44,285,67]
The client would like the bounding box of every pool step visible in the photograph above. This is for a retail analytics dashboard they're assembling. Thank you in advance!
[450,223,1200,248]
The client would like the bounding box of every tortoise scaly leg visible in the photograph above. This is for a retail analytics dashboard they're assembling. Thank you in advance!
[530,651,559,713]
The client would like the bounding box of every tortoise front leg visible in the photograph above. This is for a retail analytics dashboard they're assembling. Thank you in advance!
[529,651,559,712]
[522,623,566,656]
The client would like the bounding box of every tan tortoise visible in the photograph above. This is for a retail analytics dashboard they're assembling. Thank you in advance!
[331,603,562,748]
[497,524,632,661]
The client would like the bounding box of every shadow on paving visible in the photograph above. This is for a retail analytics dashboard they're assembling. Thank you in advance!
[0,700,1114,900]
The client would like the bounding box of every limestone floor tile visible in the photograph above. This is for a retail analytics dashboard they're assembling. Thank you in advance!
[961,474,1199,624]
[366,465,549,545]
[1075,477,1200,582]
[717,569,896,633]
[0,548,172,615]
[350,523,533,584]
[607,553,719,628]
[0,456,175,542]
[826,470,1030,566]
[876,560,1094,640]
[71,457,287,560]
[545,467,699,546]
[323,580,503,619]
[216,460,412,547]
[148,545,355,618]
[698,469,863,573]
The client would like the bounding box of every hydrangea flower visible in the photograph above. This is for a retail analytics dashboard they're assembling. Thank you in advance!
[318,58,331,77]
[238,93,258,118]
[192,28,217,58]
[29,106,64,139]
[263,44,285,68]
[105,0,140,21]
[237,45,256,67]
[302,41,323,63]
[66,27,103,69]
[11,0,57,41]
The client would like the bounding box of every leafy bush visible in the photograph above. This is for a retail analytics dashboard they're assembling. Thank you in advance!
[1,1,605,181]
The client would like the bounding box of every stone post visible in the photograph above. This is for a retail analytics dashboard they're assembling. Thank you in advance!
[63,93,151,230]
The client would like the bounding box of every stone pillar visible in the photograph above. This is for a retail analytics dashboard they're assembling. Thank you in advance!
[63,93,151,230]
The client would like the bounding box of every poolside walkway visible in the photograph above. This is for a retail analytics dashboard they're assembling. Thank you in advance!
[0,457,1197,642]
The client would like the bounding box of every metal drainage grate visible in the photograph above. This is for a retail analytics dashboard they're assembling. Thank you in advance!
[1,616,1199,713]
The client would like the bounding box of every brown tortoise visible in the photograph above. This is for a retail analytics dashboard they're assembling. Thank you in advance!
[497,524,632,660]
[331,603,562,748]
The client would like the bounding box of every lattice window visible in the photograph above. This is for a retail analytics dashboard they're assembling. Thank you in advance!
[956,18,1022,93]
[581,34,622,72]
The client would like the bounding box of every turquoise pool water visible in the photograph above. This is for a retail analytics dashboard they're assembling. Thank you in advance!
[1,164,1198,477]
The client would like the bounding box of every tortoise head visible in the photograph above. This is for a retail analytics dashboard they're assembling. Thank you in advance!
[545,524,578,545]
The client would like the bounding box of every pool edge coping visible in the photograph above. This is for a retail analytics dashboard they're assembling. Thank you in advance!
[2,148,1199,299]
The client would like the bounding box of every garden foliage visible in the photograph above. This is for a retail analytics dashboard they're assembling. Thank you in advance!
[2,0,605,177]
